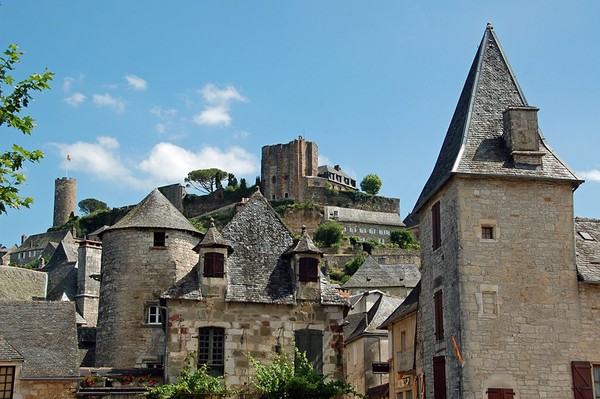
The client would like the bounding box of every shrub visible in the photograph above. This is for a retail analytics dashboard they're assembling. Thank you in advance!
[344,253,366,276]
[390,229,420,249]
[359,174,382,195]
[314,221,344,248]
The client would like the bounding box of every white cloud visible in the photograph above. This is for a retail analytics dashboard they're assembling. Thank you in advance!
[93,93,125,113]
[138,143,258,181]
[64,92,86,107]
[193,84,247,127]
[234,130,250,140]
[125,74,148,91]
[62,74,84,91]
[150,106,177,119]
[578,169,600,182]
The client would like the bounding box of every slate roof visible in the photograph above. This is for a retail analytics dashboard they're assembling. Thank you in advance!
[286,226,323,256]
[105,188,200,234]
[0,336,23,361]
[344,292,404,343]
[0,266,47,300]
[42,241,78,301]
[575,218,600,282]
[193,221,233,253]
[413,24,581,214]
[18,230,74,252]
[342,255,420,289]
[324,206,404,227]
[164,190,346,306]
[0,301,79,378]
[318,165,355,181]
[379,281,421,329]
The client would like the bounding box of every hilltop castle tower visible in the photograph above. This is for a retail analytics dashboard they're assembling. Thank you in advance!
[53,177,77,227]
[261,136,318,201]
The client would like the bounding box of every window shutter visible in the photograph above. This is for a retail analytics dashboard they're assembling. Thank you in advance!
[299,258,319,282]
[572,361,593,399]
[434,290,444,341]
[295,329,323,374]
[433,356,446,399]
[204,253,224,277]
[432,201,441,250]
[487,388,515,399]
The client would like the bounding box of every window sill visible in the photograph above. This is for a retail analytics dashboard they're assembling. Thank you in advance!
[150,246,167,250]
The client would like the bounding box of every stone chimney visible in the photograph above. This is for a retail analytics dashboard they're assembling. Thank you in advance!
[502,106,545,167]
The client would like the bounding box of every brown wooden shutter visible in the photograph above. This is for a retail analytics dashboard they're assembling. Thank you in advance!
[572,361,593,399]
[487,388,515,399]
[434,290,444,341]
[433,356,446,399]
[432,201,441,250]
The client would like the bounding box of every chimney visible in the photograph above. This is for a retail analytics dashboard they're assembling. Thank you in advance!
[503,106,544,167]
[334,165,341,171]
[21,235,27,245]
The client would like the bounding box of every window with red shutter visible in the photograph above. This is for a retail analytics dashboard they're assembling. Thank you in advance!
[487,388,515,399]
[434,290,444,341]
[432,201,441,250]
[572,361,594,399]
[433,356,446,399]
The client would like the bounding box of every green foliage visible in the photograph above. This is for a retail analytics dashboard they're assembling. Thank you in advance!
[360,174,382,195]
[226,173,238,190]
[313,221,344,248]
[272,200,318,217]
[0,44,53,213]
[390,229,420,249]
[78,198,109,215]
[239,177,248,191]
[185,168,229,194]
[250,349,362,399]
[344,253,366,276]
[145,353,231,399]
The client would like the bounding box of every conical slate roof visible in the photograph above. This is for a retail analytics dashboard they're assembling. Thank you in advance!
[106,188,200,234]
[413,23,581,213]
[286,226,323,256]
[193,221,233,254]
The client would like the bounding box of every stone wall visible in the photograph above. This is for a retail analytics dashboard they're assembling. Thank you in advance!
[302,185,399,214]
[53,177,77,227]
[76,240,102,326]
[165,299,346,389]
[16,379,76,399]
[96,228,199,367]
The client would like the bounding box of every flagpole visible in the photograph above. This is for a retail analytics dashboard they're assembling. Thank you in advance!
[66,154,71,178]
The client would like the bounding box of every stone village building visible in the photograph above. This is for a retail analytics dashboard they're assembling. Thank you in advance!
[381,23,600,399]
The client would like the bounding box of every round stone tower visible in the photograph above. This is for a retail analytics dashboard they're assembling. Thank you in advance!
[95,189,201,368]
[53,177,77,227]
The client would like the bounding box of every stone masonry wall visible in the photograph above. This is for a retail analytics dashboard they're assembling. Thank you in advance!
[96,228,199,367]
[165,299,346,389]
[16,379,76,399]
[53,177,77,227]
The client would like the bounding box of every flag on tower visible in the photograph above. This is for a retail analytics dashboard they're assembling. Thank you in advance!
[452,335,465,366]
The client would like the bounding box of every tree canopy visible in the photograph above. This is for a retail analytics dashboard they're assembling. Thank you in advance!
[360,174,382,195]
[78,198,109,215]
[184,168,228,194]
[0,44,53,213]
[390,228,420,249]
[314,221,344,248]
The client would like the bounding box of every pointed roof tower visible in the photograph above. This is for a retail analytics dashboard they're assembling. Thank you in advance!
[413,23,581,213]
[193,220,233,254]
[105,188,200,234]
[286,225,323,256]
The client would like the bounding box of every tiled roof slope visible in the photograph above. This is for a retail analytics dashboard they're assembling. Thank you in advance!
[0,266,47,300]
[222,191,296,304]
[344,293,404,343]
[18,230,74,251]
[42,242,79,301]
[343,255,420,289]
[106,188,200,234]
[0,336,23,361]
[325,206,404,226]
[193,221,232,253]
[379,281,420,329]
[413,24,580,213]
[0,301,79,378]
[286,226,323,255]
[575,218,600,282]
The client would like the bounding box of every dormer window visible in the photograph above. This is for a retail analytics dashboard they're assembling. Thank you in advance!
[204,252,225,277]
[298,258,319,282]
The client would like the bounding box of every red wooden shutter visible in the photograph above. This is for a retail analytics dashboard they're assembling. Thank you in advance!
[572,361,593,399]
[487,388,515,399]
[434,290,444,341]
[433,356,446,399]
[432,201,441,250]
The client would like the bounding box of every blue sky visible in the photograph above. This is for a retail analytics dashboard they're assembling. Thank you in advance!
[1,1,599,246]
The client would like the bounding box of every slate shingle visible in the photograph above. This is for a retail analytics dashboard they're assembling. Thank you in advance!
[0,266,47,300]
[575,218,600,282]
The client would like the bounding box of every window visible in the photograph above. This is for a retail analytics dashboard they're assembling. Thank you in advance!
[153,232,166,247]
[572,361,594,399]
[400,330,407,351]
[0,366,15,399]
[295,329,323,374]
[198,327,225,376]
[284,192,289,198]
[272,176,276,184]
[594,366,600,399]
[579,231,595,241]
[482,226,494,240]
[204,252,225,277]
[486,388,515,398]
[372,362,389,373]
[434,290,444,341]
[299,258,319,282]
[147,305,162,324]
[433,356,447,399]
[432,201,441,250]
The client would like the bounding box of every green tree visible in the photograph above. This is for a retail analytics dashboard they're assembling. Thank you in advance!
[344,253,366,276]
[359,173,382,195]
[314,221,344,248]
[78,198,109,215]
[0,44,53,213]
[390,229,420,249]
[184,168,228,194]
[226,173,238,190]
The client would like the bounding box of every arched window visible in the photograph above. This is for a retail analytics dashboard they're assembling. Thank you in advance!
[204,252,225,277]
[198,327,225,376]
[298,258,319,282]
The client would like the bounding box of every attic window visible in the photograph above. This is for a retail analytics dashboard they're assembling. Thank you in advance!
[0,366,15,398]
[579,231,595,241]
[153,232,166,247]
[204,252,225,277]
[299,258,319,282]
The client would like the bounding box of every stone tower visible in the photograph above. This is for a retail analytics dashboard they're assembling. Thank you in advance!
[413,24,582,398]
[53,177,77,227]
[261,136,318,201]
[76,239,102,326]
[95,189,201,368]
